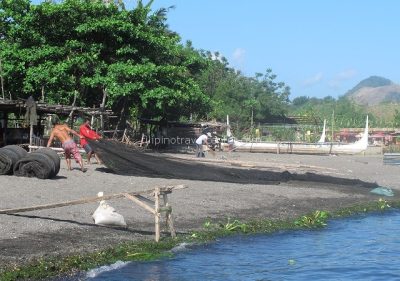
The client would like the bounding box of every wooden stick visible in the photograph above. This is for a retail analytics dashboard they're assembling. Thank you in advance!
[0,185,187,214]
[29,124,33,152]
[0,194,122,214]
[28,145,85,154]
[134,194,156,206]
[154,187,160,242]
[163,193,176,238]
[123,193,155,215]
[163,194,169,230]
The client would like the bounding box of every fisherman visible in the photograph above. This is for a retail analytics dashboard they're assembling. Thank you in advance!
[47,116,86,172]
[195,132,211,157]
[79,118,102,164]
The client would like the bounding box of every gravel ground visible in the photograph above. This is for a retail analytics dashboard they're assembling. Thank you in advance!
[0,151,399,268]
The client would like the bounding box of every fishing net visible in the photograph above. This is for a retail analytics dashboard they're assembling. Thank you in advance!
[0,145,28,175]
[88,139,378,188]
[13,148,60,179]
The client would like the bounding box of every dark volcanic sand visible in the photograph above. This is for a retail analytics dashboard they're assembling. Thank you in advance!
[0,152,399,268]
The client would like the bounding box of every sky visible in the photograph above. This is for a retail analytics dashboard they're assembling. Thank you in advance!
[28,0,400,100]
[118,0,400,100]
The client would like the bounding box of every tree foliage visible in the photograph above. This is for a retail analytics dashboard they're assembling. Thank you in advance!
[195,51,290,125]
[0,0,209,120]
[1,0,290,125]
[393,109,400,127]
[289,95,373,128]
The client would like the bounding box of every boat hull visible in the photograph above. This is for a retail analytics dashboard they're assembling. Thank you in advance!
[226,141,367,155]
[224,116,369,155]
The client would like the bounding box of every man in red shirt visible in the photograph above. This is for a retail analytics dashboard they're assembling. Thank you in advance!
[79,119,102,164]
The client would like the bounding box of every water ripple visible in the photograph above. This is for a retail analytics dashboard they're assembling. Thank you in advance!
[87,211,400,281]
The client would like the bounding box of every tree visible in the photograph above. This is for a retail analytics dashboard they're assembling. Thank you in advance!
[393,109,400,127]
[251,69,290,121]
[292,96,310,107]
[289,95,372,128]
[0,0,210,121]
[195,55,290,127]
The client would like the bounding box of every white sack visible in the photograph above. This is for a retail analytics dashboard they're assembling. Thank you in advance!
[92,200,127,227]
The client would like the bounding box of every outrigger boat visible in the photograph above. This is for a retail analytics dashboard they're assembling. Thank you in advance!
[225,116,369,155]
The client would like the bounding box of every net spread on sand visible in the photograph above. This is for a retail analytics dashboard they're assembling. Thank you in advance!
[88,139,377,188]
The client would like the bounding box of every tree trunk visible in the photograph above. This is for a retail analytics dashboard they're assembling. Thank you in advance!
[41,86,45,102]
[0,58,5,100]
[65,90,78,125]
[100,87,107,131]
[113,97,127,139]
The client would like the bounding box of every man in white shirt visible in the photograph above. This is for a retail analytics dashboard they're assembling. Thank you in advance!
[195,132,211,157]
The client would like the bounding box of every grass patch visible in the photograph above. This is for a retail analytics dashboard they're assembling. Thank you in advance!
[1,198,399,280]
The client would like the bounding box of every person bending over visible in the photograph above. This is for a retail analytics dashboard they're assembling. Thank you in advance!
[47,117,86,172]
[195,132,211,157]
[79,119,102,164]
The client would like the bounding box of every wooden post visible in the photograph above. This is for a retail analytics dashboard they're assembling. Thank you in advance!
[154,187,161,242]
[29,124,33,152]
[3,112,7,145]
[139,133,145,147]
[163,193,176,238]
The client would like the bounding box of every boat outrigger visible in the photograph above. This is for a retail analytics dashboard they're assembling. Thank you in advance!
[225,116,369,155]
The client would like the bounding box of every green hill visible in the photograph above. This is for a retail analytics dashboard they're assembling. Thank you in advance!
[345,76,393,96]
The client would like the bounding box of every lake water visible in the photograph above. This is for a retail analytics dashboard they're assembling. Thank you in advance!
[81,211,400,280]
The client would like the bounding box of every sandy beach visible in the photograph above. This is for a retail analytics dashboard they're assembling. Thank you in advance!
[0,151,399,269]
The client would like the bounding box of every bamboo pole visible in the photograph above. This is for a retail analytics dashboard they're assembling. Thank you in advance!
[123,193,156,214]
[163,193,176,238]
[154,187,160,242]
[28,145,85,154]
[29,124,33,152]
[0,185,186,215]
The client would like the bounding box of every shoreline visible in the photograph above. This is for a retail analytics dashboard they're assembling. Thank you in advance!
[2,200,399,280]
[1,152,399,277]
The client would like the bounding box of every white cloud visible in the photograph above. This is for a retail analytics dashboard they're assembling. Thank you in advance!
[328,68,358,90]
[327,80,340,90]
[211,52,223,62]
[232,48,246,64]
[302,72,323,87]
[336,69,357,80]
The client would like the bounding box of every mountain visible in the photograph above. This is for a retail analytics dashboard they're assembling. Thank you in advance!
[345,76,400,106]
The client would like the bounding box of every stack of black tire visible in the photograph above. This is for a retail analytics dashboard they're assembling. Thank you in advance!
[0,145,60,179]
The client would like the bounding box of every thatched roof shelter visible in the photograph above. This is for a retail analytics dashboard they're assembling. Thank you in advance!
[0,98,112,116]
[0,98,112,147]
